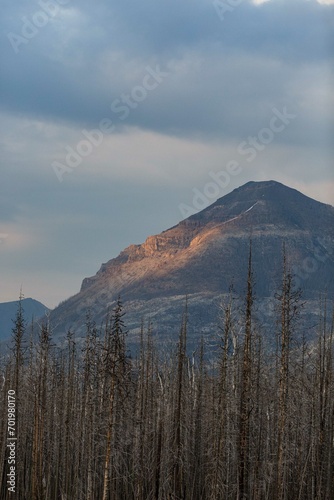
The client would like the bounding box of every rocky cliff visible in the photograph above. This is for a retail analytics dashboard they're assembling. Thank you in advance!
[50,181,334,346]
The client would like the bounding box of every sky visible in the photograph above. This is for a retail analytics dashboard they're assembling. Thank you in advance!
[1,0,333,309]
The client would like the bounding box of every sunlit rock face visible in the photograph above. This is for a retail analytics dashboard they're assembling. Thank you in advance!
[50,181,334,348]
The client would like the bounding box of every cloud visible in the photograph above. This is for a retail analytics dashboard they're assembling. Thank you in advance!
[1,0,332,133]
[1,0,333,306]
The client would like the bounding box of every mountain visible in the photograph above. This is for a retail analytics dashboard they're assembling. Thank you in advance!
[0,298,49,341]
[50,181,334,346]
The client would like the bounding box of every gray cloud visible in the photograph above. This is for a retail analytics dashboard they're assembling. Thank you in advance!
[1,1,333,137]
[1,0,333,307]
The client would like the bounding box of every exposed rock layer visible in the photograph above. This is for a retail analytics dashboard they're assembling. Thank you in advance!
[50,181,334,346]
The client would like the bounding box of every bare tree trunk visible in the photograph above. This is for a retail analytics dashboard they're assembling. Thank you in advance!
[238,244,253,500]
[102,377,116,500]
[276,245,302,500]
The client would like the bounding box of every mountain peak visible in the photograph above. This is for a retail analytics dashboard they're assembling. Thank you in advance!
[211,179,311,206]
[50,181,334,344]
[237,179,283,190]
[187,180,332,232]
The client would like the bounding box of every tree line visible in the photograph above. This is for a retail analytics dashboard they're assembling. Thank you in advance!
[1,248,334,499]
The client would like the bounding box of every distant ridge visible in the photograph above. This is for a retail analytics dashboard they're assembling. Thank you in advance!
[0,298,49,341]
[49,181,334,345]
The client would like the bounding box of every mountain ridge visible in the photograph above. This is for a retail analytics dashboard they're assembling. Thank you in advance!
[49,181,334,344]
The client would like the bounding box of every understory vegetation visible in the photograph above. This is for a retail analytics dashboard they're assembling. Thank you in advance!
[1,249,334,499]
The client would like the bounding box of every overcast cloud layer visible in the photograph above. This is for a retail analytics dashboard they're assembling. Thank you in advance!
[1,0,333,308]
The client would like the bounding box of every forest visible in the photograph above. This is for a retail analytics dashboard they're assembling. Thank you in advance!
[1,249,334,500]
